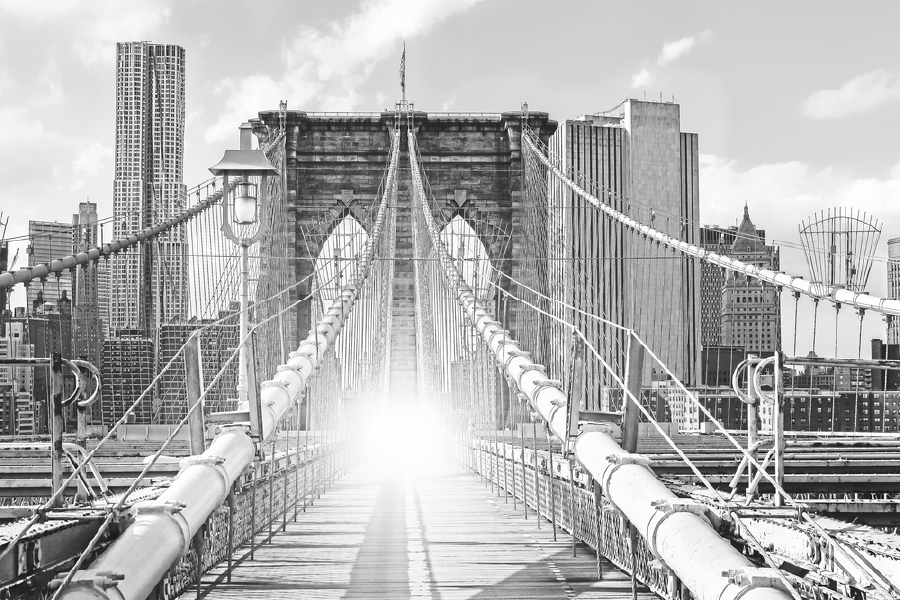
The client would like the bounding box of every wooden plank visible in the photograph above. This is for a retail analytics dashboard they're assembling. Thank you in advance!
[198,458,652,600]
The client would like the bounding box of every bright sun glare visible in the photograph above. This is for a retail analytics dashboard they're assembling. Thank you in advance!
[364,402,446,477]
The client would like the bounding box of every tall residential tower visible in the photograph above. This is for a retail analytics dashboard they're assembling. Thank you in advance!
[110,42,187,334]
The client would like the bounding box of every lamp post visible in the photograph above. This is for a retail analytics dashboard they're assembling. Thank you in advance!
[209,123,279,413]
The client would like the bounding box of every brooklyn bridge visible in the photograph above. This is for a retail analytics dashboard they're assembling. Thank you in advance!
[1,102,899,600]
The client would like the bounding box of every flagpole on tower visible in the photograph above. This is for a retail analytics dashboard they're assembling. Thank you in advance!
[400,41,406,103]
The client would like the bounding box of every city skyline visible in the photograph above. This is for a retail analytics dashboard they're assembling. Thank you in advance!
[0,1,899,356]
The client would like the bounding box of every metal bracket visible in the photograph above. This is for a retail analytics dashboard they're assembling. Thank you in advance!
[601,454,654,513]
[516,363,546,390]
[261,379,291,400]
[261,379,291,389]
[487,329,517,345]
[649,558,671,573]
[289,348,315,359]
[217,423,251,435]
[650,498,711,517]
[606,454,652,467]
[133,501,185,515]
[720,568,794,600]
[179,455,226,470]
[207,410,250,424]
[579,410,620,424]
[531,379,562,404]
[94,571,125,590]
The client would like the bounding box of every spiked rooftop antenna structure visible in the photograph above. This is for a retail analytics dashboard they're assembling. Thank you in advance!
[799,208,881,292]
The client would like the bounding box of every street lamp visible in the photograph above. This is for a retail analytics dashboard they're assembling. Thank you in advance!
[209,122,279,412]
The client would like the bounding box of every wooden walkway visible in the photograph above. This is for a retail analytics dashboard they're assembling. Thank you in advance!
[196,454,655,600]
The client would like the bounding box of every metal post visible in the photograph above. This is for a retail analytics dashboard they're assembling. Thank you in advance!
[774,350,785,506]
[184,335,206,456]
[520,423,528,519]
[249,466,257,561]
[511,424,517,510]
[629,525,639,600]
[746,358,759,488]
[568,460,577,557]
[50,353,64,508]
[493,401,500,495]
[549,447,557,541]
[532,419,541,528]
[226,485,235,583]
[304,393,311,511]
[293,403,301,522]
[238,243,250,407]
[75,404,87,450]
[75,364,88,449]
[503,435,509,503]
[592,479,603,580]
[268,438,275,543]
[622,332,645,454]
[194,526,205,599]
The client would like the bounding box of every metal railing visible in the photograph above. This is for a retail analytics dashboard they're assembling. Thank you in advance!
[464,437,892,600]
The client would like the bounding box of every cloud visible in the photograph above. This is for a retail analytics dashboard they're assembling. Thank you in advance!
[657,30,711,66]
[0,70,16,99]
[441,92,457,111]
[0,0,172,64]
[205,0,485,142]
[35,58,66,106]
[631,30,711,89]
[800,69,900,120]
[73,141,113,174]
[658,37,695,66]
[631,68,652,89]
[0,107,62,147]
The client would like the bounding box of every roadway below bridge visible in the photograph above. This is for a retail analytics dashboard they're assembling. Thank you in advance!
[193,447,652,600]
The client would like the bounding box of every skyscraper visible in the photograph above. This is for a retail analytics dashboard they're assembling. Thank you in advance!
[26,221,73,312]
[702,205,781,355]
[548,99,702,386]
[888,237,900,344]
[110,42,187,334]
[72,201,102,366]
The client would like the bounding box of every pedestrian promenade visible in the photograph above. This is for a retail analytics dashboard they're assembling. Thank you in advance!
[197,450,653,600]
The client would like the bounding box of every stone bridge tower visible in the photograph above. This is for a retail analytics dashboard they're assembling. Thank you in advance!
[253,110,556,407]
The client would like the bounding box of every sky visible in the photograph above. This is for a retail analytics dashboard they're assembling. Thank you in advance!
[0,0,899,356]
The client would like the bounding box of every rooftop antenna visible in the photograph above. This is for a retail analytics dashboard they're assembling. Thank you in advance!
[400,41,406,104]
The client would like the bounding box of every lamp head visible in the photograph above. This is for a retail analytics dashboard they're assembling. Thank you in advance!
[209,123,279,229]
